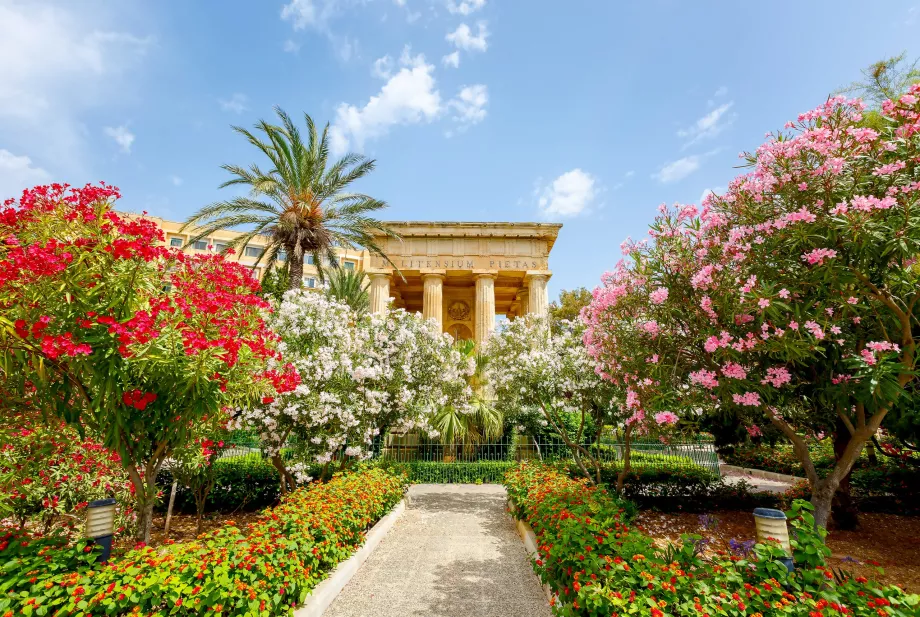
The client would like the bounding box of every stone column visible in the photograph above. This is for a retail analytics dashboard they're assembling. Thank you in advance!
[515,287,530,318]
[422,274,444,326]
[474,274,496,344]
[526,274,549,319]
[368,273,390,315]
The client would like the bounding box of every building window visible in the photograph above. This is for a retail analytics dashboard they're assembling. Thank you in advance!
[169,237,183,248]
[214,243,229,254]
[306,255,315,265]
[343,261,355,271]
[244,246,263,258]
[193,241,208,251]
[278,250,287,261]
[251,267,261,279]
[307,278,316,288]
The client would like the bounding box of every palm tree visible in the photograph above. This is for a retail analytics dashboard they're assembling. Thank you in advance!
[324,268,370,313]
[431,339,503,455]
[183,107,398,289]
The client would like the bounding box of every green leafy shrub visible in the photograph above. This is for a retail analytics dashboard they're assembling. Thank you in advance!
[505,463,919,617]
[723,442,920,513]
[374,459,514,484]
[0,467,406,616]
[157,456,290,514]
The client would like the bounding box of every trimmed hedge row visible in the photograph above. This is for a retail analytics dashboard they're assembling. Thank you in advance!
[374,459,514,484]
[1,466,406,616]
[505,463,919,617]
[157,456,285,514]
[722,443,920,513]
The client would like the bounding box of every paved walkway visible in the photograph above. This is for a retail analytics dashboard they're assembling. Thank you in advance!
[324,484,552,617]
[722,471,794,493]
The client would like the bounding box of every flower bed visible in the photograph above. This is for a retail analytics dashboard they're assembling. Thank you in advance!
[0,466,406,616]
[505,463,919,617]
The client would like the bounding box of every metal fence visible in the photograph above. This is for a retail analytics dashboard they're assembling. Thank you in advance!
[217,430,721,478]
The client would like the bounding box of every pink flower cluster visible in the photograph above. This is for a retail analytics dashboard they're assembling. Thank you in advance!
[649,287,669,305]
[732,392,761,407]
[801,248,838,266]
[689,369,719,389]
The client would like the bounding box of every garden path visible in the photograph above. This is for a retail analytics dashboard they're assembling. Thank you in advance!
[323,484,552,617]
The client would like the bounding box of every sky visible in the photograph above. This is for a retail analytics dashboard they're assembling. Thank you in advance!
[2,0,919,300]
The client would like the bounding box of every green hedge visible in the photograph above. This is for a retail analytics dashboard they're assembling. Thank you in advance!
[157,456,285,514]
[722,443,920,513]
[374,459,514,484]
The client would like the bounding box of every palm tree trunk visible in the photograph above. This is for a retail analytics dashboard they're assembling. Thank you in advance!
[288,242,304,290]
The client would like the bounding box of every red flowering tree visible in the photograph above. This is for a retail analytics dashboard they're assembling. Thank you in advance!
[585,86,920,529]
[0,184,293,541]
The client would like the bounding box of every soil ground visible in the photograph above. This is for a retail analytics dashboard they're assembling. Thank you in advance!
[636,509,920,592]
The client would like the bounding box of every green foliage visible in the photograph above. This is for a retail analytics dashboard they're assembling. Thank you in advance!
[548,287,592,335]
[375,460,514,484]
[157,456,303,514]
[0,467,407,617]
[259,263,290,304]
[324,268,370,313]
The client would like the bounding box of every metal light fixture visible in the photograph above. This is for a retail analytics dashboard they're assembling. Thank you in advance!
[85,498,117,563]
[753,507,794,571]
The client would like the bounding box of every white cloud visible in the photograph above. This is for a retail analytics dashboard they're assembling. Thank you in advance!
[699,186,725,204]
[170,175,183,186]
[104,125,135,154]
[372,55,393,79]
[283,39,301,53]
[394,0,406,5]
[0,149,51,198]
[653,155,702,183]
[219,93,249,114]
[449,84,488,128]
[441,51,460,68]
[0,3,151,173]
[446,22,489,52]
[713,85,728,98]
[906,6,918,25]
[280,0,319,30]
[537,169,597,217]
[447,0,486,15]
[677,101,735,147]
[624,170,635,178]
[332,35,358,61]
[330,47,441,154]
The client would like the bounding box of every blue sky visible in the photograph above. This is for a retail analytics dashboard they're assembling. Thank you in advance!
[2,0,919,299]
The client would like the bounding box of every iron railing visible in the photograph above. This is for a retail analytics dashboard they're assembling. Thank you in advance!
[216,430,721,478]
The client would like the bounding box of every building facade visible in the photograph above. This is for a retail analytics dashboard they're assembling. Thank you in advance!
[144,216,562,344]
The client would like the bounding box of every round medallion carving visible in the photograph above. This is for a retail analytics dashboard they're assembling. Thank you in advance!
[447,300,470,321]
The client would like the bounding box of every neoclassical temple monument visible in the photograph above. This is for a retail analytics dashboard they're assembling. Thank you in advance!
[147,216,562,344]
[366,222,562,344]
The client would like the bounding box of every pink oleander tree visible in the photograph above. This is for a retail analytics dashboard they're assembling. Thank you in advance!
[585,85,920,530]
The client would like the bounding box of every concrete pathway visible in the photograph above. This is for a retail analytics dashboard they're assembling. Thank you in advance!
[323,484,552,617]
[722,471,794,493]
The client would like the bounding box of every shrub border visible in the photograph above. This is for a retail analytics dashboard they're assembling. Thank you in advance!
[294,496,409,617]
[720,463,805,484]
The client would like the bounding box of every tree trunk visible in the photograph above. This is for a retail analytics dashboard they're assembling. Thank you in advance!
[288,242,304,290]
[125,458,165,544]
[616,424,633,494]
[270,453,296,494]
[164,480,178,536]
[831,418,860,530]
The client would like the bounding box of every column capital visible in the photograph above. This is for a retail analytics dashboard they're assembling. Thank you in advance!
[420,272,446,281]
[473,271,498,280]
[369,272,391,281]
[524,272,551,283]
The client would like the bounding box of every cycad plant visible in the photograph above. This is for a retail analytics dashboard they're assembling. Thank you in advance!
[183,107,397,289]
[432,339,503,458]
[324,268,370,313]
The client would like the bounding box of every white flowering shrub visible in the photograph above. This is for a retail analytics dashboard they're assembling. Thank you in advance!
[486,316,625,484]
[233,290,474,489]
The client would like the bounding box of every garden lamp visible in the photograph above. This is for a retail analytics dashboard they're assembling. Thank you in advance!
[85,498,117,563]
[752,507,793,572]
